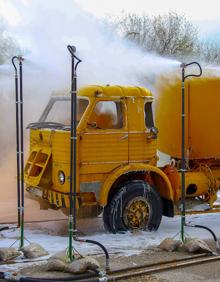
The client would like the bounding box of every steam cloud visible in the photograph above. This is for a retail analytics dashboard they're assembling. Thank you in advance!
[0,0,180,222]
[0,0,181,160]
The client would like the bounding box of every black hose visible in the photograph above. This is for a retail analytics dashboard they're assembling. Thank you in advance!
[74,238,110,272]
[194,225,218,242]
[0,226,10,232]
[7,276,105,282]
[186,223,219,251]
[19,272,97,282]
[2,270,100,282]
[85,240,109,262]
[66,275,105,282]
[0,225,19,232]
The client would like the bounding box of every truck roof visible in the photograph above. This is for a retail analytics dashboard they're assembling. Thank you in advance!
[78,85,153,99]
[52,85,153,99]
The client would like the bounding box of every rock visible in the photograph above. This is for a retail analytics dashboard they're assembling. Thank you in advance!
[46,258,66,271]
[158,238,181,252]
[49,250,68,263]
[46,250,69,271]
[21,243,49,259]
[49,250,81,263]
[184,238,212,254]
[66,256,100,274]
[83,256,100,270]
[0,247,21,261]
[177,243,187,253]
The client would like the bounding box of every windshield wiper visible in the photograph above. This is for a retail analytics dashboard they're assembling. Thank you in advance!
[27,122,70,130]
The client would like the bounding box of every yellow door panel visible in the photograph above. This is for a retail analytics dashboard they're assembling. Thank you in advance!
[80,131,128,174]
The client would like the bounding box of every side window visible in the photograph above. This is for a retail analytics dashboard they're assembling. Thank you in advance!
[88,101,123,129]
[145,102,154,129]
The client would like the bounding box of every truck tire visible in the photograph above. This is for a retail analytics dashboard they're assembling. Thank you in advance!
[103,180,162,233]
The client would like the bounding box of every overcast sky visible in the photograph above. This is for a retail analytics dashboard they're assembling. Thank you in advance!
[75,0,220,40]
[75,0,220,21]
[0,0,220,40]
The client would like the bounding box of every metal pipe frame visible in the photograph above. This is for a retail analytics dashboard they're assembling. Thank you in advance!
[12,55,25,248]
[180,61,202,242]
[67,45,81,261]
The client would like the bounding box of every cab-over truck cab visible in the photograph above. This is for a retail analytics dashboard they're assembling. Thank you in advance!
[24,85,180,232]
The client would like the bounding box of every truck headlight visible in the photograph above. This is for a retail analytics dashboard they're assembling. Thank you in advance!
[58,170,65,185]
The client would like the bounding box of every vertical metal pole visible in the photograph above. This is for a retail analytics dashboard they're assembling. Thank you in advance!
[67,45,81,261]
[73,68,77,243]
[12,57,21,228]
[180,61,202,243]
[19,58,24,248]
[181,66,186,242]
[68,52,76,262]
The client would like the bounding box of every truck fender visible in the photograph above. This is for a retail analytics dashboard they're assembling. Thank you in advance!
[99,164,174,206]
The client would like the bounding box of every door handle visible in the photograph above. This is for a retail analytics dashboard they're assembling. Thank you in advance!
[119,134,128,141]
[147,127,158,141]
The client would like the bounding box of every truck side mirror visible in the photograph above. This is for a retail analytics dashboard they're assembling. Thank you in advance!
[148,126,158,140]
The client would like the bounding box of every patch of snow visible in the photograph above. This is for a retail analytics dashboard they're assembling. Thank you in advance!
[1,212,220,271]
[1,213,220,257]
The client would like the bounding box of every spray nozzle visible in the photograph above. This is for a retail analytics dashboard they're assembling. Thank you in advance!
[181,61,202,80]
[17,56,24,62]
[67,45,76,56]
[12,56,24,73]
[180,62,186,68]
[67,45,82,70]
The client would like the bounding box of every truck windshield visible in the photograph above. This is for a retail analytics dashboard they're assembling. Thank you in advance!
[44,98,89,126]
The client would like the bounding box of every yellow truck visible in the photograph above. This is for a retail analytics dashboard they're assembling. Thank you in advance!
[24,77,220,233]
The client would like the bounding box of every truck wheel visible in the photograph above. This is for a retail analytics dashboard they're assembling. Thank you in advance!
[103,180,162,233]
[103,204,112,232]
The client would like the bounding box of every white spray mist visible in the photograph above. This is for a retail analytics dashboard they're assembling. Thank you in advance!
[0,0,180,222]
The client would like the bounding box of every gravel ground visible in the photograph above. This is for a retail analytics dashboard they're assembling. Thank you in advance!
[2,246,219,282]
[156,260,220,282]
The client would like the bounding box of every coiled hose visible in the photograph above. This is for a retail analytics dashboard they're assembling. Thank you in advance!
[186,223,220,251]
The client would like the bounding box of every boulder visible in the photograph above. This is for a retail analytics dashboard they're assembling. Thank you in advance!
[0,247,21,261]
[49,250,68,263]
[21,243,49,259]
[46,258,66,271]
[49,250,81,263]
[184,238,212,254]
[66,256,100,274]
[158,238,181,252]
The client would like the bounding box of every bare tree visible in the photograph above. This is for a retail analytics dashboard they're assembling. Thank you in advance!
[0,19,21,65]
[114,12,199,59]
[196,41,220,65]
[113,12,220,65]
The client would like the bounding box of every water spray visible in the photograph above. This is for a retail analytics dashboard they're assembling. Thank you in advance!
[12,55,25,248]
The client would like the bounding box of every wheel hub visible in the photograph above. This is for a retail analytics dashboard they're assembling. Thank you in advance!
[123,196,150,229]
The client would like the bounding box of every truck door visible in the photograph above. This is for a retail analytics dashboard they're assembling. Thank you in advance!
[128,98,157,163]
[79,99,128,175]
